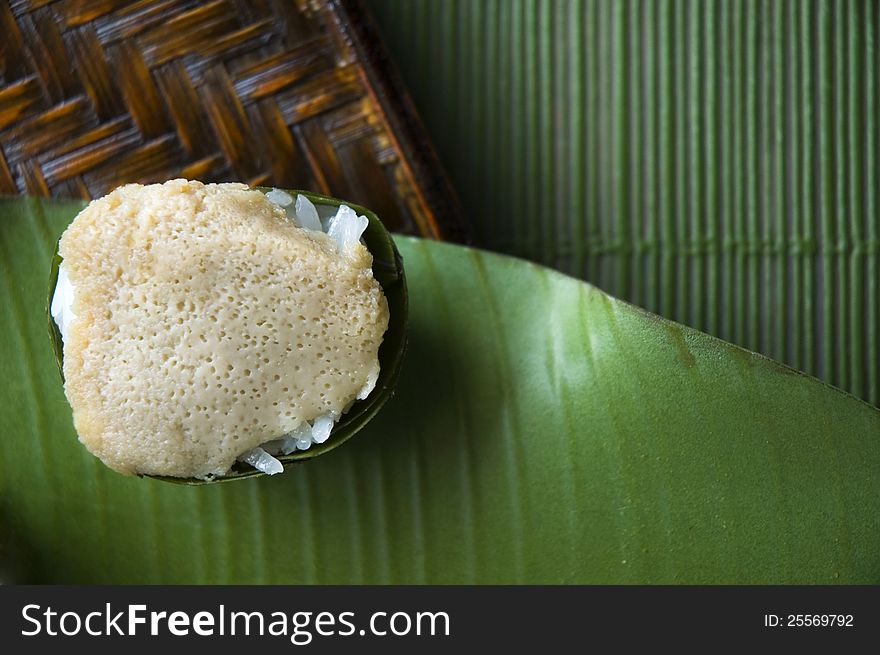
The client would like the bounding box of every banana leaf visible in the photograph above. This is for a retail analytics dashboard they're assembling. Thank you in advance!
[370,0,880,409]
[1,196,878,583]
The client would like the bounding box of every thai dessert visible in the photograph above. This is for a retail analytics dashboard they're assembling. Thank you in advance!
[49,179,391,480]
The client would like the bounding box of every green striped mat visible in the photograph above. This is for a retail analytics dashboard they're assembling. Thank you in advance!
[371,0,879,407]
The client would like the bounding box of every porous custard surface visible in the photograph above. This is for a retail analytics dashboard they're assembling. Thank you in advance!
[57,180,388,478]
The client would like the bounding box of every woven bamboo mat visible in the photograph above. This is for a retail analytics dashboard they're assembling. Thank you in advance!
[0,0,467,240]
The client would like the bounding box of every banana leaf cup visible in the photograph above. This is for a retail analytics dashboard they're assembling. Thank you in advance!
[47,189,408,485]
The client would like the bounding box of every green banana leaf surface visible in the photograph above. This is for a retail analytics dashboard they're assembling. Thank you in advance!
[371,0,880,409]
[1,196,878,583]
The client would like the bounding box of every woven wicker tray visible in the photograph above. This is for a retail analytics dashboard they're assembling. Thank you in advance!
[0,0,468,241]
